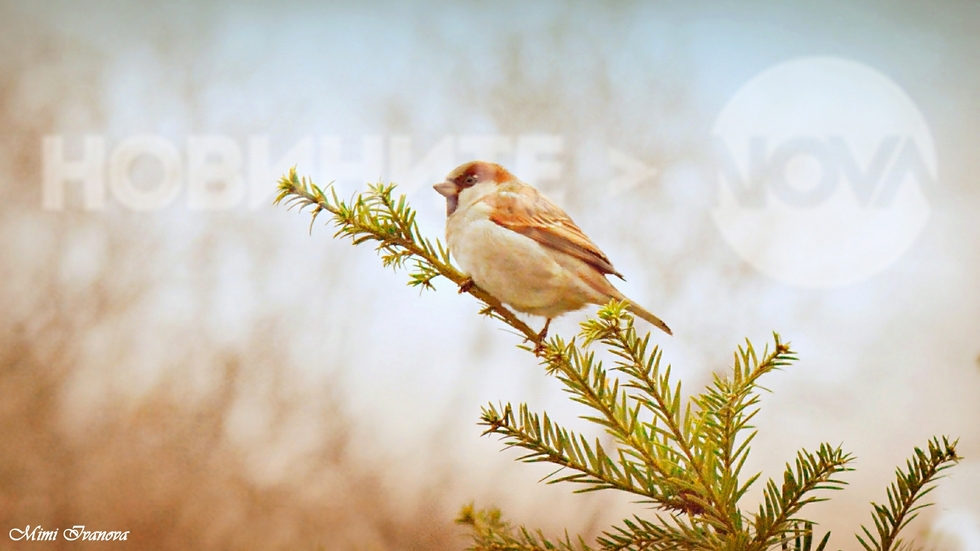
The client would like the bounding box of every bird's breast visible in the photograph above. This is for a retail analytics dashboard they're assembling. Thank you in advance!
[446,204,587,314]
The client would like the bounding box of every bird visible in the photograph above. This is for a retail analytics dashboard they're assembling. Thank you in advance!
[433,160,671,338]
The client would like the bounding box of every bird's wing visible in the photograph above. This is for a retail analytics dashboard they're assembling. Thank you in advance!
[483,182,623,278]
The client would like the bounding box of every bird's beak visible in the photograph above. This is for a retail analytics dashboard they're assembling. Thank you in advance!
[433,181,457,197]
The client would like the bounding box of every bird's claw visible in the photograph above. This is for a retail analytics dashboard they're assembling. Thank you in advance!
[533,318,553,354]
[458,277,474,294]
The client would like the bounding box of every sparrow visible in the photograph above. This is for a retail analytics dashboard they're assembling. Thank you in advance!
[433,160,671,338]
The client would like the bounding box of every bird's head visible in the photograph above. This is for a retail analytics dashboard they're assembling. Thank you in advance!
[434,160,515,216]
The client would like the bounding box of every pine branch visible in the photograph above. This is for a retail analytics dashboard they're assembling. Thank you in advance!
[599,514,723,551]
[479,401,653,497]
[273,168,542,345]
[856,437,959,551]
[481,314,727,518]
[751,444,854,550]
[692,336,797,523]
[529,336,688,502]
[580,302,738,531]
[457,504,593,551]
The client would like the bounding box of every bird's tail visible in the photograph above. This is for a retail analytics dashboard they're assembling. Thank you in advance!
[625,301,673,336]
[583,271,672,335]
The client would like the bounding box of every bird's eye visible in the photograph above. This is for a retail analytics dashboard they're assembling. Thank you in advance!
[466,175,476,184]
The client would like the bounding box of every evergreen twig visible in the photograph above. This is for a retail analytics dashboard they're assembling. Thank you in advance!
[274,168,541,345]
[856,437,959,551]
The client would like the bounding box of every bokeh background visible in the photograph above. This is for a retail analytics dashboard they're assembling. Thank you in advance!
[1,1,978,549]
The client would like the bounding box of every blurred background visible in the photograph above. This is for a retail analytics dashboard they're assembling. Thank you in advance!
[1,1,978,549]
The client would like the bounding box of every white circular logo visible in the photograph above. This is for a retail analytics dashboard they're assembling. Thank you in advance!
[711,57,937,287]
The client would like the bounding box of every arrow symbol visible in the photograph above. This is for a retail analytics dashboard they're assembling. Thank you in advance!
[607,148,658,196]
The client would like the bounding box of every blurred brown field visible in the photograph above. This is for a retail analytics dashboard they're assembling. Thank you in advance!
[0,162,460,549]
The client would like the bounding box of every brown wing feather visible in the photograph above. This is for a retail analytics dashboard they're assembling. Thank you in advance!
[483,182,623,278]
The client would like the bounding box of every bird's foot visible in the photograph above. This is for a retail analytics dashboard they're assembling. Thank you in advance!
[536,318,553,342]
[458,277,475,294]
[526,319,553,356]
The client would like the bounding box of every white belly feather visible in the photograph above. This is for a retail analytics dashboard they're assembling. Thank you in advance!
[447,200,598,317]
